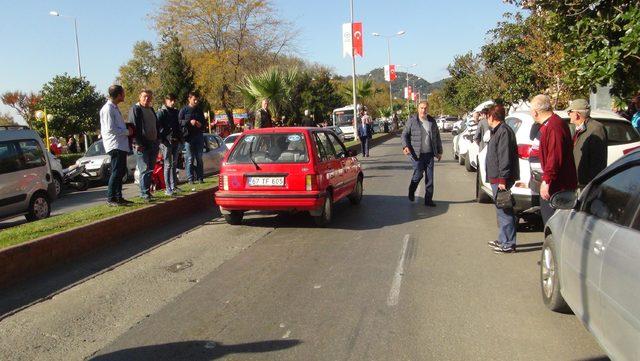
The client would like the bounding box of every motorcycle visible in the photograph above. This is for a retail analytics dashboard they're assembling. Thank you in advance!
[63,164,90,191]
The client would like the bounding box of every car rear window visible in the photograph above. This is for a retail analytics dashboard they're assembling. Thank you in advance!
[227,133,309,164]
[597,119,640,145]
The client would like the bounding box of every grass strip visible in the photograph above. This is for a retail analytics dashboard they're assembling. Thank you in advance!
[0,177,218,250]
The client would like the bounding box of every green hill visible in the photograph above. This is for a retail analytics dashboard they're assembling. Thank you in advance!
[352,68,448,99]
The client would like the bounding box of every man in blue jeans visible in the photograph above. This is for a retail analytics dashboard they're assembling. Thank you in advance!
[179,92,206,183]
[129,89,160,201]
[157,93,183,196]
[401,101,443,206]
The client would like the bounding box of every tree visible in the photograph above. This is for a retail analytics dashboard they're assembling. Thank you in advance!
[0,91,41,128]
[38,74,106,137]
[340,79,375,104]
[116,41,159,114]
[237,67,299,123]
[0,112,19,126]
[156,31,196,106]
[299,68,344,123]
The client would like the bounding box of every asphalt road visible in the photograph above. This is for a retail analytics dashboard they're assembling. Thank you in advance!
[0,134,607,361]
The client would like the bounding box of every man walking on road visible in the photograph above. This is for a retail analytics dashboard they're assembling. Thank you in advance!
[179,92,207,184]
[255,99,273,128]
[129,89,160,202]
[567,99,607,189]
[358,108,373,157]
[157,93,183,196]
[530,94,577,224]
[402,100,443,207]
[100,85,133,207]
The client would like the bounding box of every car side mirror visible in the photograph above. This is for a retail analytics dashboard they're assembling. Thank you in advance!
[347,149,358,157]
[550,190,578,210]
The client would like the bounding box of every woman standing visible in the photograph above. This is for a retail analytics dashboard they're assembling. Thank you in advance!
[484,104,520,254]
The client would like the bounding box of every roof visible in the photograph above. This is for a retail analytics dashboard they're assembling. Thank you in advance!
[244,127,318,134]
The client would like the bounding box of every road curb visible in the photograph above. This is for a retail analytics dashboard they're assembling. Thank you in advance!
[0,131,398,290]
[0,187,217,289]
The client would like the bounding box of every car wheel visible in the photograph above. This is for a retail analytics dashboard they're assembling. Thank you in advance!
[453,148,458,160]
[72,177,90,191]
[540,235,570,312]
[313,195,333,227]
[458,153,465,165]
[348,177,363,205]
[25,192,51,222]
[223,211,244,225]
[476,171,492,203]
[53,173,63,198]
[465,155,475,172]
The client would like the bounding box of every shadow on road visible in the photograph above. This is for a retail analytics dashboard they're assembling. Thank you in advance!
[0,208,220,319]
[90,339,302,361]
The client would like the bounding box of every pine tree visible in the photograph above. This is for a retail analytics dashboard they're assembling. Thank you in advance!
[157,31,196,106]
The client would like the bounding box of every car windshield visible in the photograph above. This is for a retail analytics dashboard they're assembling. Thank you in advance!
[334,112,354,127]
[85,141,105,157]
[227,133,309,164]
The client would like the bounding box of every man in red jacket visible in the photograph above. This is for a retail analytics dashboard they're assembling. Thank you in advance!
[530,94,577,224]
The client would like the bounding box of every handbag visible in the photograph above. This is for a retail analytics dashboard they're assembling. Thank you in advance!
[495,189,515,209]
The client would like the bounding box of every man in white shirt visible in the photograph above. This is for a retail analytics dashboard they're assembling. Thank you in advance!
[99,85,132,206]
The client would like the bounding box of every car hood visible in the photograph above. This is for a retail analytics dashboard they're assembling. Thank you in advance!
[77,155,108,170]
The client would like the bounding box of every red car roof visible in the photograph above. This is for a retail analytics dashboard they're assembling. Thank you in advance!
[243,127,317,134]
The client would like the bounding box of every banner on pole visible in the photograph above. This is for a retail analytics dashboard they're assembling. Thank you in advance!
[342,23,352,57]
[384,65,397,81]
[352,22,363,57]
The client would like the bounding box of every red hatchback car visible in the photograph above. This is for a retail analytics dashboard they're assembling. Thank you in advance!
[215,127,363,226]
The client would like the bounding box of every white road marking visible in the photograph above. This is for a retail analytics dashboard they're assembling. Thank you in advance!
[313,284,322,289]
[387,234,411,306]
[282,330,292,339]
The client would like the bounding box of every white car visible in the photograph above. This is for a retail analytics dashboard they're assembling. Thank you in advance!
[476,109,640,221]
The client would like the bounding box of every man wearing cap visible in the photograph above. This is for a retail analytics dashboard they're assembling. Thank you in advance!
[568,99,608,188]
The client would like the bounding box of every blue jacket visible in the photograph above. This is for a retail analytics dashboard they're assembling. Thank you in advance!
[401,114,443,159]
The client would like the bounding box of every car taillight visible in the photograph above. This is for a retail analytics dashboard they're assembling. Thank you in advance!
[306,174,317,191]
[517,144,532,160]
[623,145,640,155]
[221,175,229,191]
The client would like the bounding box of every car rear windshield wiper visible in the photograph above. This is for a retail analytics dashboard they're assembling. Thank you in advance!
[248,139,260,170]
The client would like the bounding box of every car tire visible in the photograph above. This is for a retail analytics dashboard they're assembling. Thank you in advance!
[72,177,90,191]
[53,173,63,198]
[348,177,363,205]
[476,171,492,203]
[465,155,475,172]
[453,149,458,160]
[223,211,244,225]
[25,192,51,222]
[540,235,570,313]
[313,195,333,227]
[458,153,465,165]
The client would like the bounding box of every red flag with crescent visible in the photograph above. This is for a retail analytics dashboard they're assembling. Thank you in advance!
[352,22,363,57]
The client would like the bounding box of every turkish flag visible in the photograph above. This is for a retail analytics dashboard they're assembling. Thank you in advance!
[352,22,363,57]
[389,65,397,81]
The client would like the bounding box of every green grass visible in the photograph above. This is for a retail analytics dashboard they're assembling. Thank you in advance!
[0,177,219,250]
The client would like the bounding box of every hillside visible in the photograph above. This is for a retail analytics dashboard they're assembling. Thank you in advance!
[347,68,449,100]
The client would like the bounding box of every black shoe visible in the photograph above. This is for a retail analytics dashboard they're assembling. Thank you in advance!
[487,240,501,248]
[493,245,516,254]
[424,201,436,207]
[116,198,134,205]
[408,181,419,202]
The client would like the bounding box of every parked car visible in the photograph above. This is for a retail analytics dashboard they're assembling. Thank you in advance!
[528,110,640,193]
[453,118,478,172]
[48,152,64,198]
[224,132,243,150]
[326,126,346,143]
[541,149,640,361]
[440,117,458,132]
[76,139,136,184]
[452,121,467,162]
[0,126,56,221]
[215,127,363,226]
[134,133,227,184]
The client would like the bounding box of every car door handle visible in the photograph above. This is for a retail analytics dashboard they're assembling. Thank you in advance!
[593,239,605,255]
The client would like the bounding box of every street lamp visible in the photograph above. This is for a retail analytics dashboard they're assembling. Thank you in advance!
[49,10,82,78]
[35,110,54,150]
[397,63,418,116]
[372,30,405,115]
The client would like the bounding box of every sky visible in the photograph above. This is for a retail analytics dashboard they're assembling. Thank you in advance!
[0,0,521,121]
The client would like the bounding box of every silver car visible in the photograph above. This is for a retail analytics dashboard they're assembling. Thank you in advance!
[76,139,137,183]
[541,149,640,361]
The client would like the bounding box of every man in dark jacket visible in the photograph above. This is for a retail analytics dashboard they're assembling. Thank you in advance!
[255,99,273,128]
[530,94,577,224]
[401,101,443,206]
[301,109,315,127]
[179,92,206,183]
[128,89,159,201]
[485,104,520,253]
[567,99,608,188]
[157,93,182,195]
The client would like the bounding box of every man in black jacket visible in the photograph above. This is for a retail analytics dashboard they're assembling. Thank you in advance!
[485,104,519,254]
[157,93,182,195]
[179,92,206,183]
[567,99,608,188]
[128,89,159,201]
[401,101,443,206]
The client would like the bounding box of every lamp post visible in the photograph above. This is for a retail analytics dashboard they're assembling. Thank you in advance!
[49,11,82,78]
[35,110,54,150]
[372,30,405,116]
[397,63,417,117]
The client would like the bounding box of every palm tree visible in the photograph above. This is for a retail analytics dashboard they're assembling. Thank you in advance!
[340,79,374,103]
[237,67,299,119]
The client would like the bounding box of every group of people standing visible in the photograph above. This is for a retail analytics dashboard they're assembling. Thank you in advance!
[99,85,208,206]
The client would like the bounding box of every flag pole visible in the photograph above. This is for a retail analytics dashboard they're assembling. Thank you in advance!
[350,0,358,143]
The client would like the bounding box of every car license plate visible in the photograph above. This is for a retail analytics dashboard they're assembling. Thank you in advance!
[248,177,285,187]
